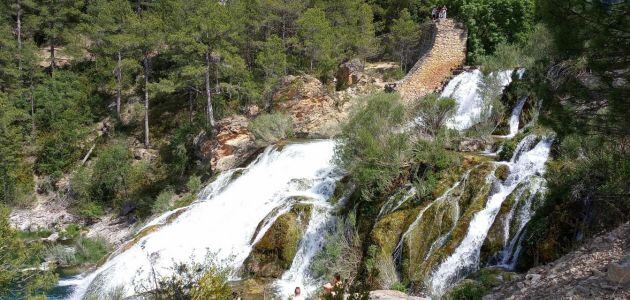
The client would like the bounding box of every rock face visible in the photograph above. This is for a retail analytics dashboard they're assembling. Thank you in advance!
[243,204,312,278]
[194,115,258,172]
[336,59,366,90]
[485,222,630,299]
[396,19,467,104]
[272,75,344,138]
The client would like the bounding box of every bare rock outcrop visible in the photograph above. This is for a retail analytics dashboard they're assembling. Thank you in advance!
[484,222,630,299]
[194,115,258,172]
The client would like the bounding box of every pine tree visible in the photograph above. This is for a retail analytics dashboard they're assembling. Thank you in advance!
[35,0,84,74]
[297,7,335,74]
[390,9,420,72]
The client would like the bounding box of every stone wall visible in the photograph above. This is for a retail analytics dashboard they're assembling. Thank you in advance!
[396,19,467,104]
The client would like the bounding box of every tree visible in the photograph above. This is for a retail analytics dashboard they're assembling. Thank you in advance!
[297,7,335,74]
[0,92,32,205]
[389,9,420,72]
[0,205,57,297]
[35,0,84,73]
[128,0,165,148]
[86,0,137,119]
[413,93,457,137]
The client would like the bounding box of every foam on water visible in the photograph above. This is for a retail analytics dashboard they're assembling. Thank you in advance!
[440,69,514,130]
[428,136,553,295]
[66,140,339,299]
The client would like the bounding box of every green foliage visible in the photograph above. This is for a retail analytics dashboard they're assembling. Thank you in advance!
[249,113,293,146]
[390,282,407,293]
[412,93,457,137]
[389,9,420,71]
[152,188,175,214]
[186,176,202,194]
[447,280,486,300]
[90,143,133,206]
[336,93,410,202]
[311,213,362,283]
[520,135,630,266]
[34,71,91,175]
[0,92,33,205]
[61,223,82,240]
[137,255,232,300]
[297,7,335,75]
[0,205,58,298]
[74,236,110,265]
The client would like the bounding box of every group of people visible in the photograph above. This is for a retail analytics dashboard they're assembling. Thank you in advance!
[292,273,343,300]
[432,5,448,20]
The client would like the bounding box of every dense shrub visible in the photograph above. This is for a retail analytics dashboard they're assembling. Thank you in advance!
[412,93,457,137]
[152,188,175,214]
[74,236,110,265]
[311,213,362,284]
[335,93,410,202]
[249,113,293,146]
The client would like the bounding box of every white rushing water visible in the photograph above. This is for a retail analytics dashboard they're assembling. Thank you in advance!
[428,135,553,296]
[440,69,514,130]
[66,140,339,299]
[503,96,528,138]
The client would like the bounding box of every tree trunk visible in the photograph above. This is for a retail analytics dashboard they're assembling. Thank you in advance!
[49,41,56,73]
[143,55,150,148]
[188,89,194,123]
[115,51,122,118]
[205,51,216,127]
[16,0,22,73]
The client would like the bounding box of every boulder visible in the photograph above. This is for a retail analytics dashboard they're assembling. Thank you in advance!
[243,204,312,278]
[336,59,365,90]
[457,138,488,152]
[193,115,258,172]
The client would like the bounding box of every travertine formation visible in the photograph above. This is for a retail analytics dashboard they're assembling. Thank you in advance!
[396,19,467,104]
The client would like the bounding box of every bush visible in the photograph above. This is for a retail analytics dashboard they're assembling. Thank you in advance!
[412,93,457,138]
[335,92,410,201]
[186,176,203,194]
[311,213,362,284]
[74,236,110,265]
[152,188,175,214]
[90,144,133,207]
[137,255,232,300]
[249,113,293,146]
[46,245,77,266]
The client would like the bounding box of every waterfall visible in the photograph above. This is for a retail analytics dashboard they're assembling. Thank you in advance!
[503,96,528,138]
[440,69,514,130]
[428,135,553,296]
[66,140,339,299]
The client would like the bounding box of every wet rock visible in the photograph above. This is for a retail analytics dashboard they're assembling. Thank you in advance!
[243,204,312,278]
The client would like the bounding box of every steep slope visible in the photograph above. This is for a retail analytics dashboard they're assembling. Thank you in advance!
[396,19,467,103]
[485,222,629,299]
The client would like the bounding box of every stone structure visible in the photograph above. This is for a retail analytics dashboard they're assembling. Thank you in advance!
[396,19,467,104]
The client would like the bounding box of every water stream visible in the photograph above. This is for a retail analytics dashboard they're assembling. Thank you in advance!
[64,140,340,299]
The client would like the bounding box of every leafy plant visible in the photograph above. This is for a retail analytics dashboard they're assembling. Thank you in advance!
[249,113,293,146]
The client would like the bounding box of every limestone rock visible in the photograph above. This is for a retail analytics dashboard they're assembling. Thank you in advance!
[194,115,258,172]
[243,204,312,278]
[336,59,365,90]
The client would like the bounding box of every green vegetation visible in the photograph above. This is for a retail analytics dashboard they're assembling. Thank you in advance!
[311,212,362,283]
[248,113,293,146]
[0,205,57,298]
[412,93,457,138]
[335,93,409,202]
[446,268,515,300]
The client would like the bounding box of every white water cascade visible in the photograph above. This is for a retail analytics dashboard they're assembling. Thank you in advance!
[503,96,528,138]
[428,135,553,296]
[66,140,340,299]
[440,69,514,130]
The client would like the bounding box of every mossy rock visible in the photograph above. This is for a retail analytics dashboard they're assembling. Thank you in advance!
[404,163,495,283]
[494,164,510,182]
[243,204,311,278]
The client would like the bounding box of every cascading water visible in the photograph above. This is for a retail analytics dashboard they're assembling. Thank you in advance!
[503,96,528,138]
[440,69,514,130]
[64,140,340,299]
[428,135,553,296]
